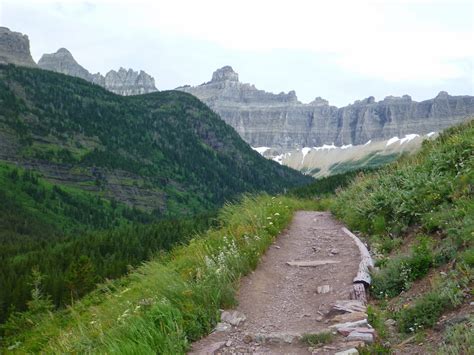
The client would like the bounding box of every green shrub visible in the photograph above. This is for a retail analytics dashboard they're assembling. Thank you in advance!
[371,237,434,299]
[358,342,392,354]
[301,332,333,346]
[459,249,474,267]
[438,316,473,355]
[367,305,388,339]
[397,269,470,333]
[397,292,449,333]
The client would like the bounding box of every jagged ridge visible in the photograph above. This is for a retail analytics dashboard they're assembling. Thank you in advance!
[178,66,474,149]
[38,48,158,95]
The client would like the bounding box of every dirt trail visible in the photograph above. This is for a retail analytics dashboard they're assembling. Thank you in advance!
[190,211,366,354]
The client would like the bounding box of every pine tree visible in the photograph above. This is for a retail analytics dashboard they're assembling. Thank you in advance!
[65,255,97,300]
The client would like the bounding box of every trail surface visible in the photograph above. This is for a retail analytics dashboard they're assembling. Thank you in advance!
[190,211,363,354]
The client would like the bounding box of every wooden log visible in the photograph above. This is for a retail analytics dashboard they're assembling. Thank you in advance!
[342,227,374,286]
[350,283,367,305]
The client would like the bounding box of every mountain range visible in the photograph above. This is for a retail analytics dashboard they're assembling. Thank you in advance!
[1,26,473,178]
[38,48,158,95]
[177,66,474,150]
[0,26,157,96]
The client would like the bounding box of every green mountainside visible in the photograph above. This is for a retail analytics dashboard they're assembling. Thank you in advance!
[0,64,311,216]
[0,64,311,324]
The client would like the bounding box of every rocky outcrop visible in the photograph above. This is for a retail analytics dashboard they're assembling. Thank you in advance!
[99,67,157,96]
[38,48,91,80]
[38,48,157,95]
[177,67,474,149]
[0,27,37,67]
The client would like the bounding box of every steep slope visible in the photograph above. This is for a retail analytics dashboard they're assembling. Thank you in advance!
[177,66,474,149]
[331,120,473,353]
[38,48,157,95]
[0,64,311,216]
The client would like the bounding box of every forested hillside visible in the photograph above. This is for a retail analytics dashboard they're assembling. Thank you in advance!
[0,161,216,323]
[0,64,311,215]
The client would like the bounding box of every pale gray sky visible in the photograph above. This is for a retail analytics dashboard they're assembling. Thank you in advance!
[1,0,473,106]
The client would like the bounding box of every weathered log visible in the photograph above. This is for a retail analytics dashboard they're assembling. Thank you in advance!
[342,227,374,286]
[350,283,368,305]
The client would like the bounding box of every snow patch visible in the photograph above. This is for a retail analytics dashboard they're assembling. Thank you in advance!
[312,143,337,151]
[340,144,353,149]
[399,134,419,144]
[364,140,372,146]
[252,146,271,155]
[426,132,436,137]
[301,147,312,163]
[386,137,400,146]
[272,154,284,165]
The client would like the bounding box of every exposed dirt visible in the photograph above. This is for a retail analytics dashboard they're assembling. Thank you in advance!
[189,211,365,354]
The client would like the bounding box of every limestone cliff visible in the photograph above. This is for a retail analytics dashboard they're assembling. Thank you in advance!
[178,67,474,149]
[0,27,37,67]
[38,48,91,80]
[38,48,157,95]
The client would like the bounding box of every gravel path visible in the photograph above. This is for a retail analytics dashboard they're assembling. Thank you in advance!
[190,211,363,354]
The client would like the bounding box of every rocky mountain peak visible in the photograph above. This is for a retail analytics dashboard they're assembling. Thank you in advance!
[104,68,157,95]
[0,27,37,67]
[38,47,91,80]
[436,91,449,99]
[211,66,239,82]
[56,47,72,55]
[38,48,157,96]
[310,97,329,106]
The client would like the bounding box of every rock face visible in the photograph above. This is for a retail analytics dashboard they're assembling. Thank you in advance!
[99,68,157,96]
[177,67,474,149]
[0,27,37,67]
[38,48,157,95]
[38,48,91,80]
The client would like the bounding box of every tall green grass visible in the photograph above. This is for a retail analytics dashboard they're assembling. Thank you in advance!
[2,195,320,353]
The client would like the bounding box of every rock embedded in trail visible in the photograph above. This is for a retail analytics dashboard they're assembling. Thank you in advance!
[337,327,375,337]
[335,348,359,355]
[331,311,367,323]
[286,260,340,267]
[347,331,374,343]
[221,310,246,326]
[214,322,231,332]
[317,285,332,294]
[331,300,367,314]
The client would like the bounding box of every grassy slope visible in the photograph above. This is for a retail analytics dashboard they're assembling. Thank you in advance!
[0,64,311,216]
[331,120,473,350]
[1,195,320,353]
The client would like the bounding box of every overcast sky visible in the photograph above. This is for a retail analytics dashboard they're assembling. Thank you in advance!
[1,0,473,106]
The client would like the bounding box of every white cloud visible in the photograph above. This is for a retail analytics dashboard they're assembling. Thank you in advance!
[1,0,473,103]
[81,0,472,82]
